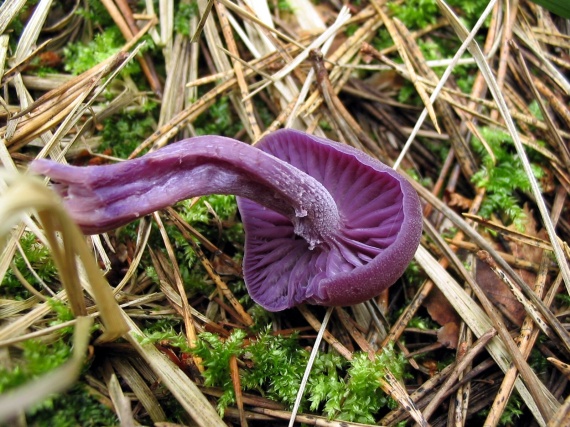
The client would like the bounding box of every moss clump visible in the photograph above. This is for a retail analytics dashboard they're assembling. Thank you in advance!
[471,127,543,230]
[188,327,408,423]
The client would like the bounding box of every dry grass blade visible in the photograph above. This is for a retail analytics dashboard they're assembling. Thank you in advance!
[371,1,441,134]
[254,406,381,426]
[548,395,570,427]
[310,50,370,153]
[215,1,260,139]
[101,0,162,95]
[0,316,77,347]
[191,0,214,43]
[463,213,553,250]
[422,216,558,424]
[164,208,252,326]
[246,6,351,100]
[2,51,129,150]
[229,354,248,427]
[382,370,428,427]
[477,250,552,338]
[289,307,333,427]
[448,239,553,272]
[412,176,570,356]
[13,0,52,63]
[393,0,497,169]
[0,173,128,342]
[0,0,26,35]
[436,0,570,295]
[548,357,570,380]
[1,40,52,86]
[111,357,167,423]
[334,306,427,425]
[122,313,226,427]
[512,42,570,171]
[393,17,478,178]
[484,253,554,427]
[2,0,569,425]
[297,305,353,360]
[152,213,201,349]
[422,328,496,420]
[415,244,554,425]
[102,361,136,427]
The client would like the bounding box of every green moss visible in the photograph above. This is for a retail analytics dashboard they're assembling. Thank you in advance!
[309,343,407,423]
[372,0,490,103]
[174,2,199,36]
[75,0,115,28]
[140,318,192,353]
[408,315,436,330]
[0,340,69,393]
[47,300,76,335]
[99,101,158,158]
[478,393,523,426]
[23,384,118,427]
[241,329,308,407]
[190,327,408,422]
[194,96,243,137]
[471,127,544,230]
[388,0,439,29]
[528,100,544,120]
[388,0,490,29]
[178,195,238,226]
[191,329,247,415]
[499,395,524,425]
[0,325,115,426]
[163,194,244,296]
[2,232,57,300]
[528,345,549,376]
[345,23,360,37]
[63,27,131,75]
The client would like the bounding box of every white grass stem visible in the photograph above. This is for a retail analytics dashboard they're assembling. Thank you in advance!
[245,7,351,101]
[436,0,570,295]
[392,0,497,170]
[288,306,333,427]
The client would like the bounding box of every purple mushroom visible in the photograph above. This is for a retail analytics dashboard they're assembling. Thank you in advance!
[31,129,422,311]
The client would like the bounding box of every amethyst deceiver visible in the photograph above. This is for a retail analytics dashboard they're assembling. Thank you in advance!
[31,129,422,311]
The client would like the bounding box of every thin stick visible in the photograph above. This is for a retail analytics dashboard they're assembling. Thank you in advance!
[422,328,497,420]
[288,306,333,427]
[392,0,497,170]
[190,0,214,43]
[438,0,570,314]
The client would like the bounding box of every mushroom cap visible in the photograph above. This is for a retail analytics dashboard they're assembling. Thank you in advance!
[238,129,422,311]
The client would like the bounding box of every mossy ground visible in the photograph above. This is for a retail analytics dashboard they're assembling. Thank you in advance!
[1,1,569,426]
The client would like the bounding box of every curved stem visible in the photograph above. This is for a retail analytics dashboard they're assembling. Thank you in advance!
[31,136,341,247]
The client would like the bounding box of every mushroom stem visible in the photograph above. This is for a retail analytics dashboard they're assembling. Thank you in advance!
[30,135,341,248]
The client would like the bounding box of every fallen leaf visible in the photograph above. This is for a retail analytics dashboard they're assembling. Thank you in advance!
[476,204,549,326]
[424,286,461,348]
[424,286,461,326]
[437,322,460,349]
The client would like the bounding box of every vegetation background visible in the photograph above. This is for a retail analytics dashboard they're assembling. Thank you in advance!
[1,0,570,426]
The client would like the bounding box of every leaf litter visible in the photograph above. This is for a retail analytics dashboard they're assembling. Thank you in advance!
[1,0,570,426]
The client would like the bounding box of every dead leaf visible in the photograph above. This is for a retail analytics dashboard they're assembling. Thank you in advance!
[424,286,461,326]
[476,258,526,326]
[446,191,473,211]
[423,286,461,348]
[476,204,549,326]
[437,322,460,349]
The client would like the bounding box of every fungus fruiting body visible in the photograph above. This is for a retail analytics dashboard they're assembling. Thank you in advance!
[31,129,422,311]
